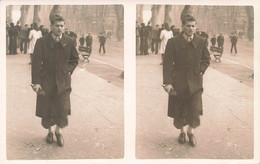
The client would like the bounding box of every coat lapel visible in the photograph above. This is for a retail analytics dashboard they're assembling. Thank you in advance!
[47,33,56,48]
[178,33,188,49]
[59,34,69,48]
[191,34,200,48]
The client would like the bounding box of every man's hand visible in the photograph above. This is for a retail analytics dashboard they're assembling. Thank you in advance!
[31,84,42,94]
[163,84,177,96]
[163,84,173,94]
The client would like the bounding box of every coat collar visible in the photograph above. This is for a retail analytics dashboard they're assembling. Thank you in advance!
[47,32,70,48]
[179,32,200,48]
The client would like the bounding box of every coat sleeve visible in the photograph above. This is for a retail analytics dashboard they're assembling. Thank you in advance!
[68,43,79,74]
[200,40,211,74]
[163,39,174,84]
[31,39,43,84]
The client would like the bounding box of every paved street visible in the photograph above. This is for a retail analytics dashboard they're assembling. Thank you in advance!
[136,38,254,159]
[6,36,124,159]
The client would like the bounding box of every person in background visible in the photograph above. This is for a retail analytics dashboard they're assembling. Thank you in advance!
[230,32,238,54]
[86,32,93,54]
[40,25,49,37]
[28,23,42,64]
[146,21,152,53]
[136,22,141,55]
[159,23,173,65]
[173,28,180,37]
[210,34,216,47]
[19,24,29,54]
[217,32,224,48]
[15,21,21,50]
[8,23,18,55]
[6,22,10,55]
[99,32,106,54]
[31,15,79,147]
[79,35,85,46]
[150,24,160,54]
[170,25,175,35]
[139,23,149,55]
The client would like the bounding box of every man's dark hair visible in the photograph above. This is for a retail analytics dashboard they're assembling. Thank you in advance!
[50,15,65,25]
[182,15,196,25]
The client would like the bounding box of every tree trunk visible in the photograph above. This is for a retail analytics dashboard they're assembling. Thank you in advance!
[33,5,41,24]
[114,5,124,41]
[6,5,13,23]
[245,6,254,41]
[151,5,161,27]
[164,5,172,25]
[95,5,106,33]
[49,5,62,22]
[136,5,144,23]
[20,5,30,26]
[181,5,193,23]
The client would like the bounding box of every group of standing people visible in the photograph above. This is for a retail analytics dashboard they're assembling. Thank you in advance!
[79,32,93,48]
[6,21,49,56]
[210,31,238,54]
[79,31,106,54]
[136,21,180,56]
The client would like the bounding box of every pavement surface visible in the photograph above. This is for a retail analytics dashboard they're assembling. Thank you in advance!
[136,38,254,159]
[6,36,124,159]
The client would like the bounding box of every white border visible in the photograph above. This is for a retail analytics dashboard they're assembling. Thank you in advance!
[0,0,259,164]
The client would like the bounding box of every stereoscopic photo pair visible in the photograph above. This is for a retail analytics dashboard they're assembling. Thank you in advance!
[4,3,255,161]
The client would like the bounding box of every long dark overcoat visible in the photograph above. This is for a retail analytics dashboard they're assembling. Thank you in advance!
[163,33,210,128]
[32,33,79,119]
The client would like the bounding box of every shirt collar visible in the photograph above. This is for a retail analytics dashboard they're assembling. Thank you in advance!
[183,33,194,42]
[51,32,62,41]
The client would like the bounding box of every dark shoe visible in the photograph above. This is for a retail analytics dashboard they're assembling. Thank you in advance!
[178,132,186,144]
[187,133,196,147]
[46,132,53,144]
[55,132,64,147]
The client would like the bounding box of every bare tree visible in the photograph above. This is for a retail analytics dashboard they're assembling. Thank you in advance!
[164,5,172,24]
[80,6,88,34]
[95,5,107,33]
[228,6,238,33]
[151,5,161,27]
[33,5,41,24]
[19,5,30,26]
[49,5,62,22]
[6,5,13,23]
[245,6,254,41]
[136,5,144,23]
[181,5,193,22]
[114,5,124,41]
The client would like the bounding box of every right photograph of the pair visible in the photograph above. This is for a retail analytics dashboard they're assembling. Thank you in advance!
[136,5,254,159]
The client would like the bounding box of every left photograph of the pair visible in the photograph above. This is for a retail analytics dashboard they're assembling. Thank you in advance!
[6,5,124,159]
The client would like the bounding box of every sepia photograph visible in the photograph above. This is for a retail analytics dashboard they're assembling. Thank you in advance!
[0,0,259,164]
[5,4,124,159]
[136,5,254,159]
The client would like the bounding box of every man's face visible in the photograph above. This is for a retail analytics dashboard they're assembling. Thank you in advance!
[51,21,65,36]
[182,21,197,36]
